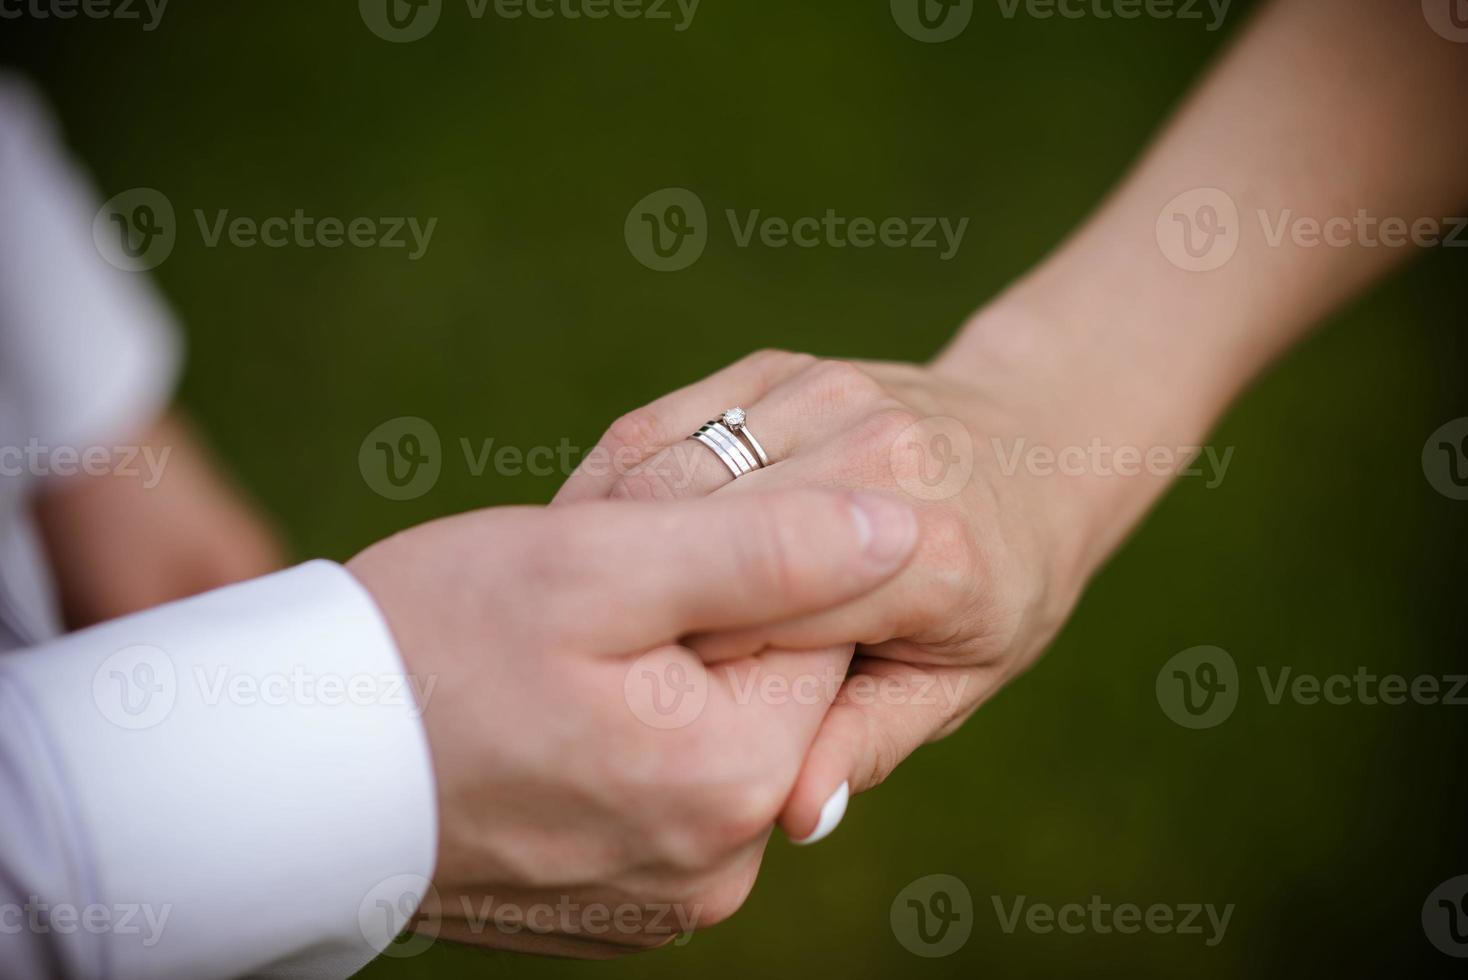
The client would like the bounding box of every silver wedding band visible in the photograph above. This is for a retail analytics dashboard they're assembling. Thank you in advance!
[690,407,770,480]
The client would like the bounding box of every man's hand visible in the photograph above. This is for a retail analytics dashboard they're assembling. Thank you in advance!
[33,411,284,628]
[346,488,916,956]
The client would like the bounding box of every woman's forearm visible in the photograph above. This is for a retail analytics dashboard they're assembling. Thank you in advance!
[937,0,1468,574]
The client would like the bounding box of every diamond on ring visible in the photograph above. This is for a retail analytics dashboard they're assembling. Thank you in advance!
[691,407,770,478]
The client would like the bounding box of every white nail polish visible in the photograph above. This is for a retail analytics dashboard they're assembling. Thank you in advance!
[791,781,850,846]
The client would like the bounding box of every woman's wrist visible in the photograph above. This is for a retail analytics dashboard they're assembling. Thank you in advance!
[933,290,1244,590]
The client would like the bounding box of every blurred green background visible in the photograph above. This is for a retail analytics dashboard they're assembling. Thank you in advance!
[5,1,1465,976]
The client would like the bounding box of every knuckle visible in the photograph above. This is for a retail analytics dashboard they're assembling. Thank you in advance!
[915,508,980,611]
[865,405,924,447]
[805,358,885,409]
[741,347,800,371]
[604,408,665,455]
[746,347,817,378]
[858,406,927,483]
[651,773,785,870]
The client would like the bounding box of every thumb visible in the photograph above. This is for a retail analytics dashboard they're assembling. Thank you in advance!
[551,490,919,652]
[778,659,987,845]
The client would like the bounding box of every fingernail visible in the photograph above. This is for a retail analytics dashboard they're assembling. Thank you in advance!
[791,781,850,846]
[849,493,918,568]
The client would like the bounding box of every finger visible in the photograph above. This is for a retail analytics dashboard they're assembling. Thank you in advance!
[686,414,968,661]
[777,658,997,844]
[607,358,897,503]
[553,350,811,505]
[546,489,918,651]
[710,643,854,737]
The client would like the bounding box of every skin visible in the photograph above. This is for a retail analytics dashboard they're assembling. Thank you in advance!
[33,411,284,628]
[345,489,917,955]
[556,0,1468,836]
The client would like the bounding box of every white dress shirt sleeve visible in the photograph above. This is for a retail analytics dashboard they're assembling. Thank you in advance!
[0,560,440,980]
[0,72,181,460]
[0,72,439,978]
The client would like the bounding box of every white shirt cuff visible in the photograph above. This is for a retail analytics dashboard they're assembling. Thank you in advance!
[0,560,438,979]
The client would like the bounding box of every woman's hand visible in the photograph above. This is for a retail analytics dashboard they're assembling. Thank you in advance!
[347,489,917,956]
[563,0,1468,845]
[554,342,1128,831]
